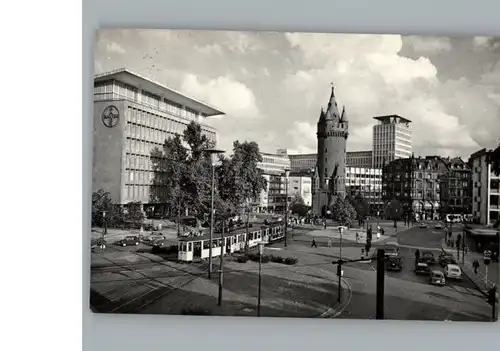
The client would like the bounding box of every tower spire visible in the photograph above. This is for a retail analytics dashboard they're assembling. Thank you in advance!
[325,82,340,120]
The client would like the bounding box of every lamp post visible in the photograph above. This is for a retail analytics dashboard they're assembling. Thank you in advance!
[204,147,225,280]
[338,225,344,302]
[257,241,265,316]
[284,168,291,248]
[102,211,107,250]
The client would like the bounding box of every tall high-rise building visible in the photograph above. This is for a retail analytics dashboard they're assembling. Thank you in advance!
[92,69,222,212]
[312,86,349,215]
[372,115,412,168]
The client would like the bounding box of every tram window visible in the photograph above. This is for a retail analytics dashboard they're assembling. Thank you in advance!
[188,243,192,251]
[203,241,210,249]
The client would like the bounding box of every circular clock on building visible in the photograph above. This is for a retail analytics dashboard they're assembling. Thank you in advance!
[101,106,120,128]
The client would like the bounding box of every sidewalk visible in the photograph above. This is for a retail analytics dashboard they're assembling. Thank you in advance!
[303,227,390,244]
[441,238,498,294]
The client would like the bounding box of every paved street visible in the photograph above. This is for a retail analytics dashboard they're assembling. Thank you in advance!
[90,220,495,321]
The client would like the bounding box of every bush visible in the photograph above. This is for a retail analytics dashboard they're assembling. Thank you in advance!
[284,257,298,265]
[270,255,284,263]
[247,252,269,263]
[236,255,249,263]
[181,305,212,315]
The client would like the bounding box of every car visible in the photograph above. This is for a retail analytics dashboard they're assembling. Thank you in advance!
[430,270,446,286]
[414,261,430,275]
[438,252,456,267]
[444,264,462,280]
[117,236,140,247]
[144,234,166,243]
[384,241,400,257]
[91,238,107,250]
[435,223,443,229]
[386,256,403,271]
[420,251,436,265]
[418,223,428,229]
[152,239,166,247]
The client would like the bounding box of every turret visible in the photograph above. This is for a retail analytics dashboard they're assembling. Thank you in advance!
[340,105,348,123]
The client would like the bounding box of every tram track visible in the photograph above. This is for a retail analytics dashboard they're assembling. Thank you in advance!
[91,246,206,313]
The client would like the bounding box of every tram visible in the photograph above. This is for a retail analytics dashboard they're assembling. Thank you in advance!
[177,224,285,262]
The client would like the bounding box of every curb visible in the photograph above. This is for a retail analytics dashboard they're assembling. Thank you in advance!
[440,244,492,296]
[320,277,352,318]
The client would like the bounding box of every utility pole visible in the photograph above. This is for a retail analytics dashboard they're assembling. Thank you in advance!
[218,216,225,306]
[208,164,215,279]
[376,248,385,320]
[257,242,264,317]
[102,211,107,249]
[337,226,345,302]
[284,169,290,248]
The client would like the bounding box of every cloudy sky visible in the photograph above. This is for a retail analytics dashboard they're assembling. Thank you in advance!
[95,29,500,159]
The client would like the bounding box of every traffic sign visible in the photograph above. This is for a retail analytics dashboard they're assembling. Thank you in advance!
[484,256,491,266]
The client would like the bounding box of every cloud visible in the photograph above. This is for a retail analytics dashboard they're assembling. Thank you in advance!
[94,30,500,160]
[286,121,317,154]
[404,36,452,53]
[105,41,126,54]
[180,74,260,119]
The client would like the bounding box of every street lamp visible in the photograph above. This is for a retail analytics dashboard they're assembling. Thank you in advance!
[257,240,266,316]
[284,168,291,248]
[101,211,108,250]
[337,225,346,302]
[204,147,225,280]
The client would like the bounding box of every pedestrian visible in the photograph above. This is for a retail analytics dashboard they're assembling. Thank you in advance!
[472,259,480,275]
[311,238,317,248]
[415,249,421,261]
[323,220,327,230]
[328,238,332,248]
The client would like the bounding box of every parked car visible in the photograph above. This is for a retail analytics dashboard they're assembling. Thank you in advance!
[144,234,166,243]
[152,239,167,247]
[386,256,403,271]
[430,270,446,286]
[438,252,456,267]
[444,264,462,280]
[384,242,400,257]
[117,236,140,247]
[435,223,443,229]
[414,261,430,275]
[421,251,436,265]
[91,238,107,250]
[418,223,428,229]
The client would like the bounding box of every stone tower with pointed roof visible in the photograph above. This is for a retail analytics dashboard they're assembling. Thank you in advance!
[313,84,349,216]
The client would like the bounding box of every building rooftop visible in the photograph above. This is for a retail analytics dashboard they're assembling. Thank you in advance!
[373,115,412,124]
[94,68,225,117]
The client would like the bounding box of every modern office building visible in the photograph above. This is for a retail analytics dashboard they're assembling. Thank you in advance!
[345,167,383,213]
[93,68,222,210]
[289,153,317,172]
[438,157,472,216]
[372,115,412,168]
[470,148,500,225]
[289,170,313,207]
[289,150,372,172]
[254,151,292,213]
[346,150,373,168]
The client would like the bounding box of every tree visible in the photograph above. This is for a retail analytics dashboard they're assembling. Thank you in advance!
[124,201,145,229]
[330,195,356,226]
[347,193,369,221]
[92,189,115,227]
[291,193,309,217]
[216,141,268,213]
[150,121,213,222]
